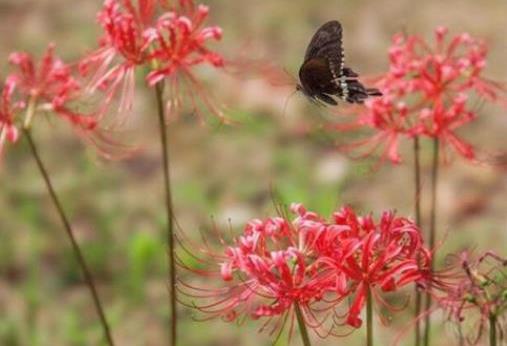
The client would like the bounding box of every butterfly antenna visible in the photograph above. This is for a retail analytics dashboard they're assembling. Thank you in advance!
[282,67,298,84]
[282,88,299,119]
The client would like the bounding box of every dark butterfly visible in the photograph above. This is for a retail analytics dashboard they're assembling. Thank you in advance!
[297,20,382,106]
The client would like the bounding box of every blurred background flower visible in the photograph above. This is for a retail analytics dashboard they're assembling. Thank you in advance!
[332,27,506,164]
[434,251,507,345]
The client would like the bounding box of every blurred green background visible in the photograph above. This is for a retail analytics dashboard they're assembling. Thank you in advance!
[1,0,506,345]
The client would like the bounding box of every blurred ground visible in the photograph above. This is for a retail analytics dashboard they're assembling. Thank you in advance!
[0,0,506,345]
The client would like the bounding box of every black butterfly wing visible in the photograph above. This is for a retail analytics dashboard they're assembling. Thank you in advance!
[299,58,339,105]
[304,20,343,64]
[305,21,344,82]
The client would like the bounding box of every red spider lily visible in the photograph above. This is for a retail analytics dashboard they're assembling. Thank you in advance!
[146,2,225,121]
[79,0,158,126]
[334,27,506,164]
[180,203,432,339]
[0,77,22,156]
[8,44,97,130]
[324,207,431,328]
[434,251,507,344]
[182,209,340,338]
[147,4,223,85]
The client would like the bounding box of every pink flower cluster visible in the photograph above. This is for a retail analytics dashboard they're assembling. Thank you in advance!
[80,0,224,124]
[336,27,506,164]
[186,204,431,336]
[0,45,97,155]
[146,3,223,86]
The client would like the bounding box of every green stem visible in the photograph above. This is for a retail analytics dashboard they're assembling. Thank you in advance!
[294,303,312,346]
[413,136,422,229]
[367,287,374,346]
[489,313,497,346]
[414,136,422,346]
[24,128,114,346]
[423,138,439,346]
[154,82,177,346]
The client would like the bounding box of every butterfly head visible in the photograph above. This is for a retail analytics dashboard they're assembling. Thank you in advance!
[295,83,310,97]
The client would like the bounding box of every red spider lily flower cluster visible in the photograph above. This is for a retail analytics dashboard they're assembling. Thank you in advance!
[146,3,223,86]
[8,45,97,130]
[335,27,506,164]
[80,0,224,126]
[147,2,224,120]
[182,203,432,337]
[79,0,157,123]
[434,251,507,345]
[0,44,98,155]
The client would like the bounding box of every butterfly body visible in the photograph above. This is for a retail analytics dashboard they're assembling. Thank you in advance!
[297,20,381,106]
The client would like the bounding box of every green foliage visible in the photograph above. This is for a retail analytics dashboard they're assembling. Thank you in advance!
[126,231,164,300]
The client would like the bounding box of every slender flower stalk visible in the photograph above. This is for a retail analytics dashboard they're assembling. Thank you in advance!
[153,81,177,345]
[295,303,312,346]
[80,2,226,344]
[23,116,114,345]
[0,45,113,344]
[413,137,422,231]
[148,3,224,344]
[414,136,423,346]
[367,287,374,346]
[424,138,440,346]
[489,313,497,346]
[428,138,440,253]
